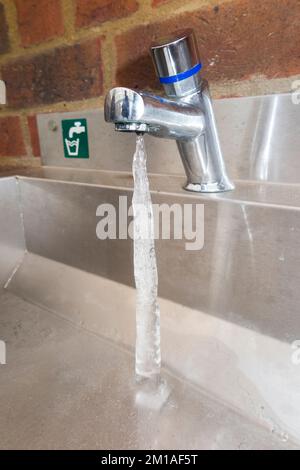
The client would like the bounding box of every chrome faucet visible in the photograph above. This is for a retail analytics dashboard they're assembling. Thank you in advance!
[105,30,234,193]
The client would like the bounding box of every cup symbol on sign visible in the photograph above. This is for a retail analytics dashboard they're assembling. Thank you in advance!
[65,121,86,157]
[65,139,80,156]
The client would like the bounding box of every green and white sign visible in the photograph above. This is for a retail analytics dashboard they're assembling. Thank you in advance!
[62,119,89,159]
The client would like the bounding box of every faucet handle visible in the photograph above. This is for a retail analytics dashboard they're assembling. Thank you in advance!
[150,29,202,97]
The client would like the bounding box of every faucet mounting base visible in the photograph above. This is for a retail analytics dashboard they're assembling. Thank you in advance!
[184,180,235,193]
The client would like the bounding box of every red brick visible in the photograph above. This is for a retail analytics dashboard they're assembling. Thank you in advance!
[116,0,300,90]
[76,0,138,28]
[14,0,64,47]
[0,117,26,156]
[0,3,10,54]
[27,115,41,157]
[1,38,103,109]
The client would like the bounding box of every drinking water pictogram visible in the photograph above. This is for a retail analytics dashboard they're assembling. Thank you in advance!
[62,119,89,159]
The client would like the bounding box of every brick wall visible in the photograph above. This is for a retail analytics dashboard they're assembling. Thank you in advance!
[0,0,299,169]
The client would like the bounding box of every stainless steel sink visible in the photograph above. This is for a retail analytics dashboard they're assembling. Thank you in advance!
[1,170,300,449]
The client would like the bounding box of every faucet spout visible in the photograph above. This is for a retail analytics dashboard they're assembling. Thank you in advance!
[104,30,234,193]
[105,87,205,140]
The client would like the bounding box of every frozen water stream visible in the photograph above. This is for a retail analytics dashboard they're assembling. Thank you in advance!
[132,135,161,380]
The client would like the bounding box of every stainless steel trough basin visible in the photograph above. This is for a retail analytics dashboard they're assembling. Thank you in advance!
[0,168,300,449]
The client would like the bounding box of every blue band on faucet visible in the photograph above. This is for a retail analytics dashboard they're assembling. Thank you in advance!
[159,63,202,84]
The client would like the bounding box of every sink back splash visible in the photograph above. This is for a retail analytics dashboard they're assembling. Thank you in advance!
[37,92,300,185]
